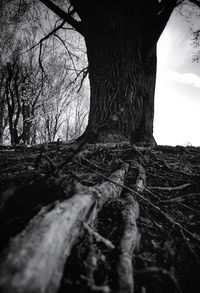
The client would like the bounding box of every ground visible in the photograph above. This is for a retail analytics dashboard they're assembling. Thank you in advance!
[0,141,200,293]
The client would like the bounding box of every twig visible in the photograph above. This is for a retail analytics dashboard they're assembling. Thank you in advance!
[78,156,110,172]
[161,193,200,203]
[131,161,146,192]
[0,162,35,174]
[178,202,200,215]
[19,20,66,55]
[40,154,57,169]
[134,267,183,293]
[180,230,200,263]
[144,188,161,201]
[75,160,200,244]
[83,223,115,249]
[38,43,45,74]
[54,34,78,73]
[57,136,89,169]
[77,68,88,93]
[149,183,191,191]
[40,0,84,35]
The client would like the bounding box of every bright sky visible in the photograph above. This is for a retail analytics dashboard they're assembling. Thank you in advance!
[154,8,200,146]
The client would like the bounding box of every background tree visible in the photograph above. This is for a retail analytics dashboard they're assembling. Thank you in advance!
[0,67,8,144]
[0,0,88,145]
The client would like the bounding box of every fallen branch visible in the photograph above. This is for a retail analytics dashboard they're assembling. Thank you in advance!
[0,163,129,293]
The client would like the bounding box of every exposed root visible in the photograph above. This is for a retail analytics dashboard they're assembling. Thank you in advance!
[117,194,140,293]
[149,183,191,191]
[86,142,131,149]
[134,267,183,293]
[161,193,200,203]
[83,223,115,250]
[75,158,200,244]
[131,161,146,192]
[0,163,128,293]
[1,143,200,293]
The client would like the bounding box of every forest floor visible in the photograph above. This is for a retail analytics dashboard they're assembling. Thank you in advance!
[0,141,200,293]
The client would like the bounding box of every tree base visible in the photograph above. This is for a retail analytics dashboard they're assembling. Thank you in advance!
[78,128,156,146]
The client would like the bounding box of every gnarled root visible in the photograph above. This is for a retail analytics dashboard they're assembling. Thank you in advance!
[0,163,129,293]
[117,194,140,293]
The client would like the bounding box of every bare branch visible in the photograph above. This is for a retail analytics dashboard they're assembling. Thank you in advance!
[38,42,46,77]
[188,0,200,8]
[39,0,85,36]
[54,34,78,73]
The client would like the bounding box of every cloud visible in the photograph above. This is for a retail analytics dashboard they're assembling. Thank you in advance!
[160,69,200,88]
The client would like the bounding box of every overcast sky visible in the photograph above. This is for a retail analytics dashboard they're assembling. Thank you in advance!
[154,7,200,146]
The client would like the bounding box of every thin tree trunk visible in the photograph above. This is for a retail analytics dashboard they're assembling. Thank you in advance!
[0,96,6,144]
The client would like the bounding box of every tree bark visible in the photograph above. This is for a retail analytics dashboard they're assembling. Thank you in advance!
[82,9,157,144]
[38,0,179,145]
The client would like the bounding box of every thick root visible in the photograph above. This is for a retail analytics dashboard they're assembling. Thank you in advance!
[0,163,129,293]
[117,194,140,293]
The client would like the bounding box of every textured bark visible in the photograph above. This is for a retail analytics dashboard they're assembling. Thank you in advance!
[81,4,158,144]
[39,0,178,145]
[0,163,128,293]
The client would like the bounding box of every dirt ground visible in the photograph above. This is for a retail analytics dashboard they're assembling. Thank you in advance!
[0,142,200,293]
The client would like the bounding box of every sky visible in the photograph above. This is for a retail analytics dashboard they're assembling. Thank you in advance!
[154,7,200,146]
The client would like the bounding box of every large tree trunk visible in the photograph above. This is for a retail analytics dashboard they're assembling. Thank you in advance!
[83,14,157,144]
[39,0,178,145]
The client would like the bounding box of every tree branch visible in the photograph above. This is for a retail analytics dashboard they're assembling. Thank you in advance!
[20,20,66,56]
[54,34,78,73]
[39,0,85,36]
[188,0,200,8]
[155,0,178,40]
[144,0,178,57]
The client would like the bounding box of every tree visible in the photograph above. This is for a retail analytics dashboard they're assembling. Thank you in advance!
[0,67,8,144]
[0,1,42,145]
[38,0,199,145]
[0,2,200,293]
[0,0,89,145]
[1,44,45,146]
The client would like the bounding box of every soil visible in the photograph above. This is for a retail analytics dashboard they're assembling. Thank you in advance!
[0,141,200,293]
